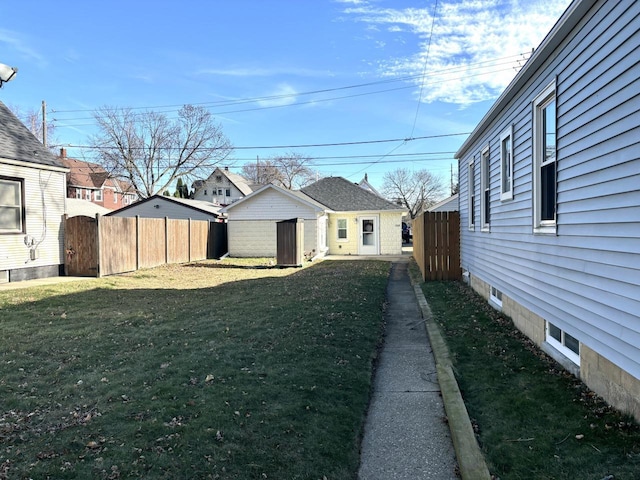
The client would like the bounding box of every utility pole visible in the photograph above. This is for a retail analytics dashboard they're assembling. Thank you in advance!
[41,100,47,147]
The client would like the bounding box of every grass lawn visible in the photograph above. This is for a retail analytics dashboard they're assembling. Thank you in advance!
[0,259,390,479]
[420,280,640,480]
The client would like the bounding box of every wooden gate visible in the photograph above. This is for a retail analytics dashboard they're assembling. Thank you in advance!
[64,215,99,277]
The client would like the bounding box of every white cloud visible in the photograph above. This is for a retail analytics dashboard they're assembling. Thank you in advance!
[0,28,46,66]
[342,0,571,105]
[257,83,299,108]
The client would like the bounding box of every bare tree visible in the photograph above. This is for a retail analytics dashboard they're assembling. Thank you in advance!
[381,168,446,219]
[275,152,316,189]
[8,104,57,150]
[241,158,283,186]
[241,152,316,189]
[91,105,232,198]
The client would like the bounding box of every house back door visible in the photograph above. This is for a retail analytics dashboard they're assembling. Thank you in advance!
[358,215,379,255]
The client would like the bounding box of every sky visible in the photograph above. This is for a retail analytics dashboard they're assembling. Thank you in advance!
[1,0,571,198]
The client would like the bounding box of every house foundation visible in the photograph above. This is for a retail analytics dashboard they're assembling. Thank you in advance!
[467,273,640,423]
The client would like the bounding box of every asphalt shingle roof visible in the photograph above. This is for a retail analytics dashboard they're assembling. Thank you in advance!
[301,176,403,212]
[0,101,64,168]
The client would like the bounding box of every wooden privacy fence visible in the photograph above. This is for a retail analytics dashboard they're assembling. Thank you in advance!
[413,211,461,281]
[64,215,222,277]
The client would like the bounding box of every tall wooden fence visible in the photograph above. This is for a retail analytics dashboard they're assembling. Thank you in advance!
[64,215,225,277]
[413,211,461,281]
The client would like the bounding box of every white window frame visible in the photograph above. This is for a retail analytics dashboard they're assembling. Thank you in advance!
[468,161,475,230]
[336,218,348,241]
[480,145,490,231]
[533,80,557,234]
[0,176,25,234]
[489,285,503,310]
[500,125,514,201]
[546,321,579,365]
[94,189,103,202]
[75,187,82,199]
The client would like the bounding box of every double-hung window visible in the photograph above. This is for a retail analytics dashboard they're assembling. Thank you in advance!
[468,161,475,230]
[0,177,25,234]
[337,218,348,241]
[500,126,514,201]
[533,80,557,233]
[481,146,490,230]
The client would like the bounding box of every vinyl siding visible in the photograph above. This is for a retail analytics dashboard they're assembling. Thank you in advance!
[110,199,219,221]
[228,219,318,257]
[226,188,320,221]
[0,162,66,274]
[458,0,640,378]
[225,188,323,256]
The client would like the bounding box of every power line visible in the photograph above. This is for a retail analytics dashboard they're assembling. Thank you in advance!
[50,53,532,125]
[56,132,470,152]
[410,0,439,139]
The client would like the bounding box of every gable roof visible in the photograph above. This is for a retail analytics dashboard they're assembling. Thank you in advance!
[0,101,65,170]
[357,173,383,198]
[428,193,459,212]
[60,156,110,189]
[301,177,404,212]
[221,183,327,213]
[108,194,222,217]
[198,167,256,196]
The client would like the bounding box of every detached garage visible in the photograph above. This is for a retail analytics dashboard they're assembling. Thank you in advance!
[221,184,328,258]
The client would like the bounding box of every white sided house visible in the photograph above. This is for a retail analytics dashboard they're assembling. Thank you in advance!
[221,184,327,258]
[456,0,640,419]
[0,101,68,283]
[222,177,406,258]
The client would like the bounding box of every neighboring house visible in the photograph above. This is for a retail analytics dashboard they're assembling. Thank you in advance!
[0,101,68,283]
[108,194,223,222]
[59,148,137,210]
[192,166,257,206]
[221,176,406,258]
[427,193,459,212]
[456,0,640,420]
[357,173,383,198]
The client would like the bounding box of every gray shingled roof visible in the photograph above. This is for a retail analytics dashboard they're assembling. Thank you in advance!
[301,176,403,212]
[0,101,64,168]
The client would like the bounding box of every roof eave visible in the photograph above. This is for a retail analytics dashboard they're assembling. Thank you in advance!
[455,0,594,159]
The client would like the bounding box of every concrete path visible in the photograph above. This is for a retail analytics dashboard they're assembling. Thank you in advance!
[358,260,458,480]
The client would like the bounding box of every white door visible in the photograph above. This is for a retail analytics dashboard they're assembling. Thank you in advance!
[358,215,379,255]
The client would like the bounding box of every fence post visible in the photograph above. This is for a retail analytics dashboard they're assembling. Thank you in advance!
[165,217,169,265]
[96,213,102,278]
[135,215,140,271]
[188,218,192,263]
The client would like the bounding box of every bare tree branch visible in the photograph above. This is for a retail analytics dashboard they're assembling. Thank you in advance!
[91,105,232,198]
[381,168,446,219]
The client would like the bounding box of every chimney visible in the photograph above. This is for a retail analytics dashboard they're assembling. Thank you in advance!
[225,166,229,171]
[59,147,67,158]
[364,173,368,181]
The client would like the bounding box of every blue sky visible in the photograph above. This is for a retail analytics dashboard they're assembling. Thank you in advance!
[1,0,570,196]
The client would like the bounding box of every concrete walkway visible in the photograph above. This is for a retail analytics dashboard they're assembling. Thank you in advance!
[358,259,459,479]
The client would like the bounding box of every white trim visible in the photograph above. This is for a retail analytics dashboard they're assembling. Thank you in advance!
[336,218,348,242]
[500,125,514,201]
[489,285,503,310]
[532,79,557,234]
[545,321,580,366]
[480,145,490,232]
[468,160,475,230]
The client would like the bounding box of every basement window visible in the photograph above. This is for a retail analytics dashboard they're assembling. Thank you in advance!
[489,285,503,310]
[546,321,580,365]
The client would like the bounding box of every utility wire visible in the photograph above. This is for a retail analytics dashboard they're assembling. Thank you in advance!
[410,0,439,139]
[57,132,469,153]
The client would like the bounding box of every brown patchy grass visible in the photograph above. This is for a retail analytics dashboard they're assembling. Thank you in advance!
[0,259,390,479]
